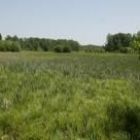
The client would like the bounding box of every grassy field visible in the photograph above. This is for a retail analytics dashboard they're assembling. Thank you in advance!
[0,52,140,140]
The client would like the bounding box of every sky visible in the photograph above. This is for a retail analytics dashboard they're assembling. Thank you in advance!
[0,0,140,45]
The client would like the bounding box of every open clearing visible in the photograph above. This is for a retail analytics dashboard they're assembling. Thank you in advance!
[0,52,140,140]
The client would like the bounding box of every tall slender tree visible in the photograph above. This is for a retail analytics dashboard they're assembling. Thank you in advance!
[132,31,140,60]
[0,34,2,40]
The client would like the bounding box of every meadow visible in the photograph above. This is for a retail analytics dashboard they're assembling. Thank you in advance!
[0,52,140,140]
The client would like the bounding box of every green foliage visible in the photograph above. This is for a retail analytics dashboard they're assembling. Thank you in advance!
[131,31,140,59]
[131,40,140,51]
[0,34,2,40]
[63,46,71,53]
[5,35,19,41]
[83,45,104,53]
[5,36,80,52]
[105,31,140,58]
[119,47,134,53]
[67,40,80,51]
[0,41,21,52]
[54,45,71,53]
[39,39,48,51]
[105,33,133,52]
[54,45,63,53]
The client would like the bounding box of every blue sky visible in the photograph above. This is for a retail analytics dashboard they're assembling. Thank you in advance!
[0,0,140,45]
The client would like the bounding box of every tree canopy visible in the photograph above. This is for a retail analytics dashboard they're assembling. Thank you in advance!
[5,36,80,52]
[131,31,140,59]
[0,34,2,40]
[105,33,133,52]
[0,32,140,54]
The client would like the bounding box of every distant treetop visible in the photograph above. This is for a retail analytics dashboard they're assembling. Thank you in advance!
[0,33,2,40]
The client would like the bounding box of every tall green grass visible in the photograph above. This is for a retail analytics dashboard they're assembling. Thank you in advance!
[0,52,140,140]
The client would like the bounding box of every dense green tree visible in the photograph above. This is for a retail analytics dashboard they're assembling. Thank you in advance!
[0,40,21,52]
[0,34,2,40]
[54,45,63,53]
[105,33,133,52]
[63,46,71,53]
[4,35,80,52]
[39,39,48,51]
[67,40,80,51]
[5,35,14,41]
[131,31,140,59]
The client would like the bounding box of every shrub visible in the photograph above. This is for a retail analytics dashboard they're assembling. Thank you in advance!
[0,41,5,51]
[120,47,128,53]
[42,45,48,51]
[54,45,71,53]
[54,45,63,53]
[8,41,21,52]
[0,41,21,52]
[63,46,71,53]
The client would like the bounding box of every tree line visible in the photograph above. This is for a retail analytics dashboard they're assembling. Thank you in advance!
[0,32,140,54]
[0,34,80,52]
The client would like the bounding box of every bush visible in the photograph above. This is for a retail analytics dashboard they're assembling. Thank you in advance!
[9,41,21,52]
[120,47,134,53]
[0,41,21,52]
[41,45,48,51]
[120,47,128,53]
[54,45,63,53]
[63,46,71,53]
[54,45,71,53]
[0,41,5,51]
